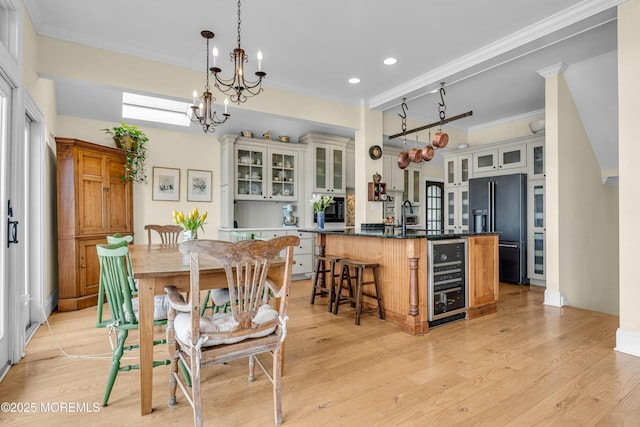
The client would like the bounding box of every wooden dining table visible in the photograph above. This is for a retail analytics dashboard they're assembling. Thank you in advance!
[129,243,284,415]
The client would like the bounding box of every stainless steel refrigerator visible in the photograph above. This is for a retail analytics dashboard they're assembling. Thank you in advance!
[469,173,528,284]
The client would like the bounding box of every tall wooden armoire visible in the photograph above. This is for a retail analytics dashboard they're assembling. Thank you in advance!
[56,138,133,311]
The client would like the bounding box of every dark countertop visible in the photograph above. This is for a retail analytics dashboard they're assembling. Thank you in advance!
[299,227,499,240]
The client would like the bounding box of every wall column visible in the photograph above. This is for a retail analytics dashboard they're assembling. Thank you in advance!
[354,106,383,226]
[616,0,640,357]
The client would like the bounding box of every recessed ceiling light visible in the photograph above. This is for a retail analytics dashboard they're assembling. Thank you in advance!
[348,77,361,84]
[383,57,397,65]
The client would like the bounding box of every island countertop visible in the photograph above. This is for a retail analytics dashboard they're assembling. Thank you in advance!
[300,227,498,240]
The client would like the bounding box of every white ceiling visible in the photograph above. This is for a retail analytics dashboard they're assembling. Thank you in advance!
[23,0,621,164]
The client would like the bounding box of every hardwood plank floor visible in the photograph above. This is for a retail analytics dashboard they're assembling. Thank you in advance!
[1,281,639,426]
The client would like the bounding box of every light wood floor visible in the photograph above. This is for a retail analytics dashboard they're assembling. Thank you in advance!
[1,281,639,426]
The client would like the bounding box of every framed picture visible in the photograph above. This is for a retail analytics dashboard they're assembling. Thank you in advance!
[187,169,213,202]
[152,167,180,201]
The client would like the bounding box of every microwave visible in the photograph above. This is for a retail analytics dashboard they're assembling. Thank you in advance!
[313,196,345,223]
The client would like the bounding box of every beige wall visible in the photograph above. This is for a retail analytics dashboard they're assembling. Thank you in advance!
[468,113,545,147]
[556,75,619,315]
[55,116,223,242]
[618,0,640,337]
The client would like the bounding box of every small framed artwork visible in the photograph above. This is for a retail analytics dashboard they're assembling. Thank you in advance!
[152,167,180,201]
[187,169,213,202]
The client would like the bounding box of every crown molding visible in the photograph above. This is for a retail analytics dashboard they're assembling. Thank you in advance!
[368,0,626,110]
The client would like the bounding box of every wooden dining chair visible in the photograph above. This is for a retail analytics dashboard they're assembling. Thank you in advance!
[96,241,171,406]
[145,224,183,244]
[164,235,299,426]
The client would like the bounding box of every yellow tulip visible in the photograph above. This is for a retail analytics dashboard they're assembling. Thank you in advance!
[200,212,208,221]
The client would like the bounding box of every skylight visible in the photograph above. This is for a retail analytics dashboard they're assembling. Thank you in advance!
[122,92,192,127]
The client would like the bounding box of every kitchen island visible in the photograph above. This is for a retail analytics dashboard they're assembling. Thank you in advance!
[302,228,499,335]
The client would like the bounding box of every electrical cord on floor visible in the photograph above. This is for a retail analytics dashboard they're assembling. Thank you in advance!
[34,297,141,361]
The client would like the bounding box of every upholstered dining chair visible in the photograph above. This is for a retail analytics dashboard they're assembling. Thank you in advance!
[164,235,299,426]
[144,224,183,244]
[96,241,171,406]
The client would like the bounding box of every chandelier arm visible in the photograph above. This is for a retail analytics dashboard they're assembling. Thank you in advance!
[189,30,230,133]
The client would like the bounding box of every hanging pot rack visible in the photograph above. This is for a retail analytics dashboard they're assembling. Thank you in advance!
[388,110,473,140]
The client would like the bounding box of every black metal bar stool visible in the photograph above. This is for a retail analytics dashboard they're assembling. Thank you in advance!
[334,259,385,325]
[310,254,345,312]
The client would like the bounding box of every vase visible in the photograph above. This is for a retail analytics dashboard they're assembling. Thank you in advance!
[316,211,325,229]
[183,229,198,241]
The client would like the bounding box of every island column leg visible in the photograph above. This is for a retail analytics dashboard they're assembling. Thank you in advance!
[403,256,427,335]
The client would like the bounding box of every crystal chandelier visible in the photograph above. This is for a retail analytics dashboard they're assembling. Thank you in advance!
[210,0,266,104]
[189,30,230,134]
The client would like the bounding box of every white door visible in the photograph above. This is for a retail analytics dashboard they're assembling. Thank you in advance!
[0,73,12,376]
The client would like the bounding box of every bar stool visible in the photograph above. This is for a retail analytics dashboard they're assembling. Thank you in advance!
[310,254,345,312]
[334,259,385,325]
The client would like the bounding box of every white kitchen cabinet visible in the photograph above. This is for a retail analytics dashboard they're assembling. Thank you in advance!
[235,145,298,202]
[444,186,469,233]
[346,146,355,189]
[402,166,422,205]
[300,133,352,196]
[528,141,545,178]
[473,144,527,174]
[313,143,346,194]
[527,179,545,284]
[287,229,313,276]
[445,153,472,186]
[383,154,405,192]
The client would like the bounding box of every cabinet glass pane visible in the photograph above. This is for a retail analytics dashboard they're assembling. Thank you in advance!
[403,170,409,202]
[502,149,521,165]
[534,232,544,275]
[315,146,326,189]
[333,149,343,190]
[447,160,454,184]
[534,184,544,228]
[461,158,469,182]
[533,146,544,175]
[477,154,494,168]
[461,190,469,226]
[412,170,420,203]
[447,192,455,226]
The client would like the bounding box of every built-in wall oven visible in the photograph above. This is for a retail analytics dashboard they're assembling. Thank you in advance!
[427,239,467,327]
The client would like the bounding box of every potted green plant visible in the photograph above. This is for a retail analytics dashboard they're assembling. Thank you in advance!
[103,122,148,183]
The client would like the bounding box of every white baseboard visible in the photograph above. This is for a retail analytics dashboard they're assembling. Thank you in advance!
[615,328,640,358]
[543,289,565,307]
[42,289,58,322]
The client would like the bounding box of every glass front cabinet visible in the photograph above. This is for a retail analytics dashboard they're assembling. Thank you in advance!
[528,179,545,283]
[235,145,298,201]
[444,186,469,233]
[313,144,346,194]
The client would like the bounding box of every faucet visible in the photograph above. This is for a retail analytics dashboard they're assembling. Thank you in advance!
[401,200,413,236]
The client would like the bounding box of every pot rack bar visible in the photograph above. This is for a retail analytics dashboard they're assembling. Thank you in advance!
[388,110,474,140]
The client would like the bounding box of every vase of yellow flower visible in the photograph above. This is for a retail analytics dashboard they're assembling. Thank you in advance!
[310,194,334,230]
[172,208,208,241]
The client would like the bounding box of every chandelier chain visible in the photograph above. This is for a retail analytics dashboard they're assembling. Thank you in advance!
[237,0,242,48]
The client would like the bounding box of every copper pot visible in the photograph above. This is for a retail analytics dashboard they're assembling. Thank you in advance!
[421,145,434,161]
[397,150,410,169]
[432,131,449,148]
[409,147,423,163]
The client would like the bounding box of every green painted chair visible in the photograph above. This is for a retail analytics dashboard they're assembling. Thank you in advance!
[97,234,135,328]
[96,241,171,406]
